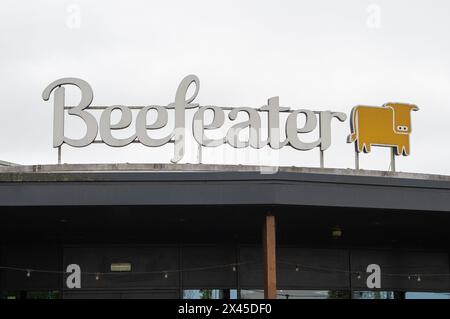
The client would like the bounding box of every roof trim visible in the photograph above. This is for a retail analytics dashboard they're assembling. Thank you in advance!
[0,164,449,211]
[0,163,449,182]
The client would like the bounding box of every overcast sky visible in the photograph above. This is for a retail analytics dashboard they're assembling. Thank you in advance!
[1,0,449,175]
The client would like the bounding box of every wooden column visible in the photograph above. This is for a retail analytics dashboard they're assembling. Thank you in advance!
[262,214,277,299]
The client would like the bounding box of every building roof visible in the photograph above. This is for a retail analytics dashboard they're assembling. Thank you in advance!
[0,163,449,211]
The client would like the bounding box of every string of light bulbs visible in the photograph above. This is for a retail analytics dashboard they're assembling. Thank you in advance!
[277,261,449,282]
[0,260,448,283]
[0,261,252,279]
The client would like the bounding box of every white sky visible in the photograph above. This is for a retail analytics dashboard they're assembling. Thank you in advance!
[0,0,449,175]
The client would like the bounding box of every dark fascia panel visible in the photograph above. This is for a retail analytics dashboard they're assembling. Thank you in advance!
[0,171,449,211]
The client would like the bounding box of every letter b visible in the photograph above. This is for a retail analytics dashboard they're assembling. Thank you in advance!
[42,78,98,148]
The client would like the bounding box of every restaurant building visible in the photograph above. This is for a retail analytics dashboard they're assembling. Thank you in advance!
[0,163,449,299]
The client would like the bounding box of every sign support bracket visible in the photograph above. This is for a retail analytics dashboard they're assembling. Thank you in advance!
[58,145,62,165]
[390,148,396,172]
[198,144,202,164]
[320,150,324,168]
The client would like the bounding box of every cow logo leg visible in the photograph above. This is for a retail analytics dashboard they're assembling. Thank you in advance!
[357,140,365,153]
[402,145,410,156]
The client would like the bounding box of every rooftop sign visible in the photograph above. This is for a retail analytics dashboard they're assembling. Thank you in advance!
[42,75,418,169]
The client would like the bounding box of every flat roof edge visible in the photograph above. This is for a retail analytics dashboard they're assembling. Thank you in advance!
[0,163,449,182]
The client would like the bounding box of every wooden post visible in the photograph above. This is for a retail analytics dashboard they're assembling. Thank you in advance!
[263,214,277,299]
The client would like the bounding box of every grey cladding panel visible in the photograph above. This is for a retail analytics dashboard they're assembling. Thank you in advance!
[277,247,349,290]
[1,245,60,291]
[351,250,450,291]
[63,246,179,289]
[182,245,237,289]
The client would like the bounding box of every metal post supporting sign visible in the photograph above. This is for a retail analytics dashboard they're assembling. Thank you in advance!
[390,148,396,172]
[198,144,202,164]
[320,150,324,169]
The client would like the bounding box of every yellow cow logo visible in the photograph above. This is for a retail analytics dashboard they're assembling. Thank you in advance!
[347,103,419,156]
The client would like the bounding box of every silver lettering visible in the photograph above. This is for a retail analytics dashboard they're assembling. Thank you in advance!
[42,78,98,147]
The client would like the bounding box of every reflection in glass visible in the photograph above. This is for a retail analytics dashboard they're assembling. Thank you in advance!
[183,289,237,299]
[1,290,60,299]
[240,290,350,299]
[352,291,397,299]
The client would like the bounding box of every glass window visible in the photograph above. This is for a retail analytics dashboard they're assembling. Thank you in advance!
[405,292,450,299]
[183,289,237,299]
[240,290,350,299]
[1,291,60,299]
[352,291,398,299]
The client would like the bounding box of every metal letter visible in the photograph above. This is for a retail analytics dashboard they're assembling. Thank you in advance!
[227,107,266,149]
[136,105,172,147]
[171,74,200,163]
[192,105,226,147]
[99,105,136,147]
[42,78,98,147]
[285,109,319,150]
[259,97,289,149]
[319,111,347,151]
